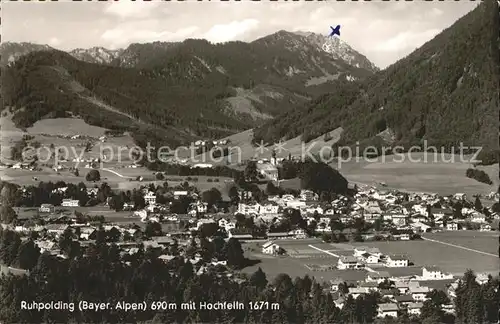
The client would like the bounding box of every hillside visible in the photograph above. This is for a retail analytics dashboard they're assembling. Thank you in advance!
[1,31,377,148]
[254,1,499,154]
[0,42,53,66]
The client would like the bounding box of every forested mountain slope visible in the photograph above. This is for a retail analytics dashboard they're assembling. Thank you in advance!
[1,31,376,148]
[254,1,499,155]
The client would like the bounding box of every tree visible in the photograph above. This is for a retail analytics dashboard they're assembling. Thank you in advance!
[86,169,101,182]
[249,267,268,290]
[228,186,240,204]
[58,228,74,254]
[144,221,162,238]
[223,238,245,268]
[202,188,222,208]
[0,183,19,207]
[199,222,219,238]
[266,181,280,196]
[474,196,483,211]
[108,195,124,211]
[16,240,40,270]
[106,227,121,242]
[0,230,21,266]
[155,172,164,180]
[244,161,258,182]
[299,161,348,195]
[0,206,17,224]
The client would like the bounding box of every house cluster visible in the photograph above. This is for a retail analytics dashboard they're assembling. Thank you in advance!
[352,188,497,233]
[1,219,238,280]
[337,246,412,270]
[330,264,475,318]
[237,189,335,218]
[193,139,229,147]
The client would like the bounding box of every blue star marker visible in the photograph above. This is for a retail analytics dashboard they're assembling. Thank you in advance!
[329,25,341,38]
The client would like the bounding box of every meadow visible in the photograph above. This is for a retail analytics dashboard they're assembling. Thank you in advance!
[242,231,498,284]
[346,234,498,276]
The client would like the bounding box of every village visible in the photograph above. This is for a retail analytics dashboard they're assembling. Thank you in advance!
[1,156,498,319]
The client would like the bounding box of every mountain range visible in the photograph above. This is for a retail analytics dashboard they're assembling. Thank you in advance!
[1,31,377,148]
[2,0,498,161]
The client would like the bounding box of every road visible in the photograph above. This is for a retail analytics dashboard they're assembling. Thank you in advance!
[101,168,135,179]
[308,245,341,258]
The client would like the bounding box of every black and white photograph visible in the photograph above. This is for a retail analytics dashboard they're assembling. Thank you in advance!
[0,1,499,323]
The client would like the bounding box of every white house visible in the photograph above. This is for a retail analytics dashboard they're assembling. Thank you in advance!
[410,286,430,301]
[348,287,369,299]
[338,256,364,270]
[385,255,409,268]
[238,203,261,215]
[256,163,278,182]
[173,191,189,199]
[353,246,368,258]
[286,200,307,209]
[218,218,236,232]
[61,199,79,207]
[366,272,391,283]
[446,222,459,231]
[480,223,492,231]
[454,193,467,200]
[189,201,208,215]
[144,192,156,205]
[377,303,399,318]
[407,302,423,316]
[411,221,431,233]
[39,204,55,213]
[299,190,319,201]
[421,266,453,280]
[360,253,380,264]
[288,229,307,239]
[260,203,280,215]
[262,241,281,255]
[306,205,324,215]
[470,212,486,223]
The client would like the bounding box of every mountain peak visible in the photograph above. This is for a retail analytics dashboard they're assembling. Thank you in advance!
[254,0,498,152]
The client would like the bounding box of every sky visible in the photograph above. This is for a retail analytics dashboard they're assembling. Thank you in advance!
[3,1,479,69]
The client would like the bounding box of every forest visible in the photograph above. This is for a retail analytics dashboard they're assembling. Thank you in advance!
[0,229,498,324]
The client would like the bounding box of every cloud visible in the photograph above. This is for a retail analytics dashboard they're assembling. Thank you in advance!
[101,25,199,48]
[103,2,161,19]
[202,19,260,43]
[375,29,441,53]
[48,37,61,46]
[429,8,443,17]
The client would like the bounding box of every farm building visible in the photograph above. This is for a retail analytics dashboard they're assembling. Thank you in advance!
[61,199,79,207]
[39,204,55,213]
[420,266,453,280]
[377,303,399,318]
[338,256,364,270]
[262,241,281,255]
[385,255,409,268]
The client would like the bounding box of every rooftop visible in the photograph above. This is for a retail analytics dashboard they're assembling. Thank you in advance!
[378,303,399,312]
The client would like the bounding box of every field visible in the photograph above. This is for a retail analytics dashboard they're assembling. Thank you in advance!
[422,231,499,256]
[242,238,367,283]
[1,115,234,196]
[187,126,497,197]
[242,231,498,283]
[338,153,498,198]
[16,206,182,231]
[348,231,498,276]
